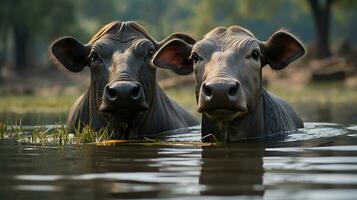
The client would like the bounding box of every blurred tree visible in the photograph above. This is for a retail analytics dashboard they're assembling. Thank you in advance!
[75,0,118,40]
[190,0,284,37]
[0,0,76,73]
[0,0,12,77]
[190,0,219,37]
[0,0,355,76]
[113,0,196,39]
[307,0,333,59]
[191,0,356,59]
[333,1,357,44]
[306,0,357,59]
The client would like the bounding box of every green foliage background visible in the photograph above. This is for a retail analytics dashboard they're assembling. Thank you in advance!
[1,0,356,58]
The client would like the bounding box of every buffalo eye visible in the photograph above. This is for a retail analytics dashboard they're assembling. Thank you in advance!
[144,48,155,62]
[251,49,260,61]
[191,52,202,64]
[89,52,99,62]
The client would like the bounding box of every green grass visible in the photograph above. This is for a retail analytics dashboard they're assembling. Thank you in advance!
[267,82,357,104]
[0,95,77,113]
[0,120,114,145]
[0,121,213,146]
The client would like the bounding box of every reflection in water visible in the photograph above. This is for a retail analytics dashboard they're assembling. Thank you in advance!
[0,143,203,199]
[0,123,357,199]
[199,143,265,197]
[77,145,163,199]
[262,127,357,200]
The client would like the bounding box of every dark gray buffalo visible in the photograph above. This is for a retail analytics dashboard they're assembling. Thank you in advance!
[152,26,305,142]
[51,21,198,139]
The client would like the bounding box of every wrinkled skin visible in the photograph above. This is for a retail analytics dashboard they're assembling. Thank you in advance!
[152,26,305,142]
[51,21,198,139]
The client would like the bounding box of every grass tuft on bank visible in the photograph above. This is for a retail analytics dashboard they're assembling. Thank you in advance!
[0,120,113,145]
[0,120,212,146]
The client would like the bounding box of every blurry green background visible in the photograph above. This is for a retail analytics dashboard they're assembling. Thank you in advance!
[0,0,356,125]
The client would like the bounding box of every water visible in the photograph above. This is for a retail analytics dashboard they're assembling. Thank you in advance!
[0,100,356,199]
[0,122,357,199]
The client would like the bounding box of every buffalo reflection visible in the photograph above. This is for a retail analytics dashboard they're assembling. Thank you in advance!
[199,142,265,196]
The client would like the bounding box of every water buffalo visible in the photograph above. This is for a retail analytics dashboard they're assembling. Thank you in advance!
[152,26,305,142]
[51,21,198,139]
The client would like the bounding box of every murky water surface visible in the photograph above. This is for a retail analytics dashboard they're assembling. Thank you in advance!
[0,122,357,199]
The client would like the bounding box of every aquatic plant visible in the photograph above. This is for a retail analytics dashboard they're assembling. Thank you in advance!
[0,119,115,145]
[0,119,215,146]
[73,121,114,144]
[0,123,7,139]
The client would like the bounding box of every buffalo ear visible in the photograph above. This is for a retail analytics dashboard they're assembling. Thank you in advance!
[152,39,193,75]
[261,31,305,70]
[159,32,196,46]
[51,37,90,72]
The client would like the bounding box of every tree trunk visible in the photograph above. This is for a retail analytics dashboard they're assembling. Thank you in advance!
[308,0,333,59]
[0,23,8,83]
[14,25,30,73]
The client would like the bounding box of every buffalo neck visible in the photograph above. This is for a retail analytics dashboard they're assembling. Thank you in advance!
[202,92,265,142]
[201,88,301,142]
[67,74,108,133]
[78,76,194,138]
[87,74,109,129]
[116,83,194,139]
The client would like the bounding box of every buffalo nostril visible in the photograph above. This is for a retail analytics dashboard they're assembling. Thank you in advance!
[130,85,141,100]
[202,83,212,97]
[106,86,118,101]
[228,82,238,96]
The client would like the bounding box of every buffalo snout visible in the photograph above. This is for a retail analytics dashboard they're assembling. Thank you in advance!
[198,78,247,121]
[99,81,148,115]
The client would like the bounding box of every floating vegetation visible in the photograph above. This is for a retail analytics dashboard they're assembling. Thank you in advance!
[0,119,211,146]
[0,119,114,145]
